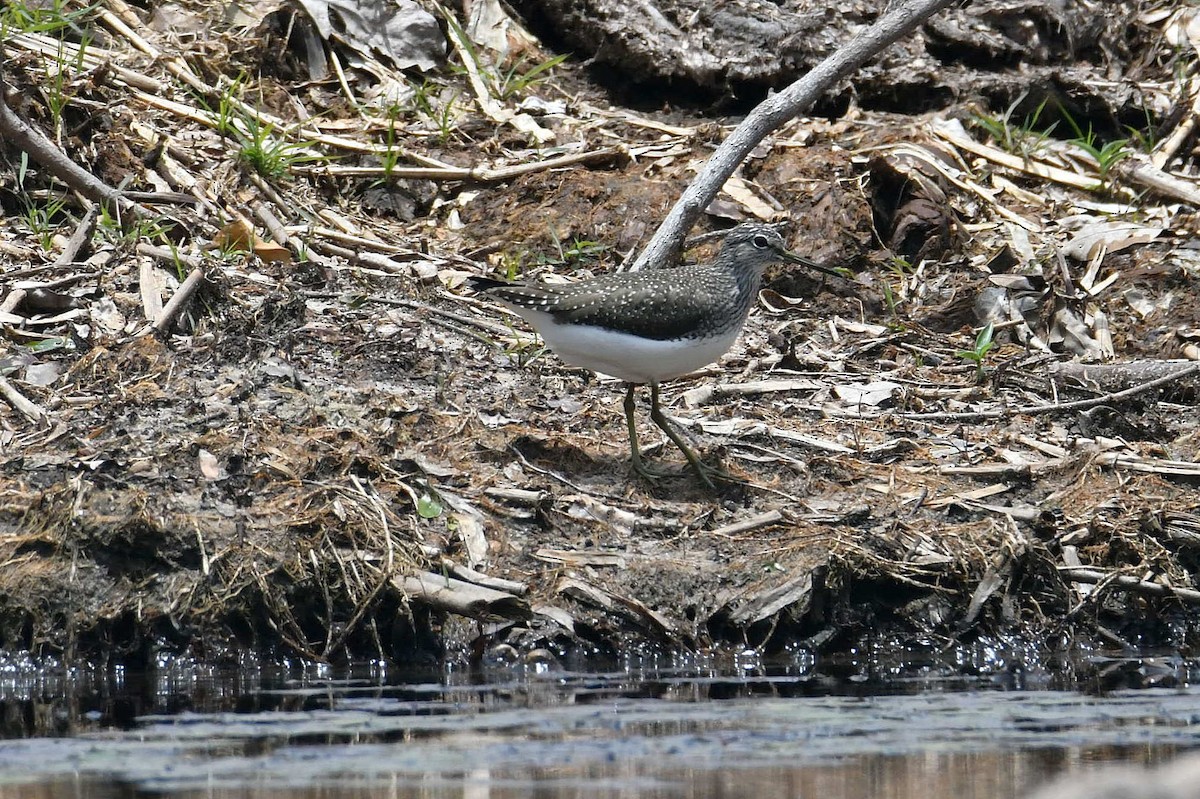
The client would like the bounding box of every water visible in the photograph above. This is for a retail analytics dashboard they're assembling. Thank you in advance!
[0,650,1198,798]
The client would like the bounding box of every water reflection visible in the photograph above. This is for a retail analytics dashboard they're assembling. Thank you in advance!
[0,745,1184,799]
[0,649,1196,798]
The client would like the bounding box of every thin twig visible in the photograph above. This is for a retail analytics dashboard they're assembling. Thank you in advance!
[295,146,628,183]
[836,362,1200,423]
[152,267,206,334]
[0,376,49,425]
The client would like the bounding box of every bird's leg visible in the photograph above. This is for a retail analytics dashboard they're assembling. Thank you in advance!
[647,382,721,489]
[624,383,646,472]
[625,383,668,481]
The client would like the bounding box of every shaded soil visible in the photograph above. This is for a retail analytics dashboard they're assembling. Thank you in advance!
[2,0,1200,666]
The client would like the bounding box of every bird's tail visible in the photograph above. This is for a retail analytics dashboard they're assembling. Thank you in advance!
[465,276,513,292]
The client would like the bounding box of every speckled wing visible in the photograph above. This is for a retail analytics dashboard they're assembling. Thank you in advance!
[466,276,576,308]
[470,268,731,341]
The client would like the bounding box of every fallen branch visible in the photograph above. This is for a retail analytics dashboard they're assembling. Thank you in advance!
[631,0,959,270]
[0,44,150,219]
[1060,567,1200,605]
[396,571,531,620]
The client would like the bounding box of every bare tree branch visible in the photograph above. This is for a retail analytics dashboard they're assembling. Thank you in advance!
[0,43,151,218]
[630,0,961,271]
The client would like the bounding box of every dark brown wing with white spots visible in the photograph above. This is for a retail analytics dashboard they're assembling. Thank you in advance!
[470,267,737,341]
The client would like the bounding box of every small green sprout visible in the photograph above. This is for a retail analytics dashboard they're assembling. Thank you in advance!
[971,95,1055,160]
[1059,106,1131,188]
[957,322,996,380]
[496,53,569,100]
[417,492,443,519]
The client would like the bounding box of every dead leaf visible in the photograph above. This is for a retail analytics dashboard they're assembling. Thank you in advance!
[718,175,782,221]
[22,362,62,387]
[833,381,901,407]
[198,448,225,480]
[213,218,255,252]
[213,219,293,263]
[452,512,489,568]
[295,0,443,71]
[1062,222,1165,262]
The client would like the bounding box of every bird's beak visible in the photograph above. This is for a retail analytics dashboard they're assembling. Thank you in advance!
[779,248,846,280]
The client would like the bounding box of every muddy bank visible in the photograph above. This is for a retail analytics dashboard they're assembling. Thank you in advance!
[2,0,1200,664]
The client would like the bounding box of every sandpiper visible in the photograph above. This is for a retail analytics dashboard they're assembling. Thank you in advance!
[469,223,839,487]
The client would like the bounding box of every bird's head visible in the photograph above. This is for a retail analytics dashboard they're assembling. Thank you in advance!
[719,223,843,279]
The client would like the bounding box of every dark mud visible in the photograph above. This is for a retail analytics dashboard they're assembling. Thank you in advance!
[1,0,1199,667]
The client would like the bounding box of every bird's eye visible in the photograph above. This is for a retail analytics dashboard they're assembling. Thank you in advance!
[751,234,771,249]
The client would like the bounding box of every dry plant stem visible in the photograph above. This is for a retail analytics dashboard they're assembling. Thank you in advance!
[152,267,205,334]
[121,190,197,205]
[709,509,785,538]
[1092,452,1200,478]
[100,1,208,97]
[311,226,411,254]
[630,0,960,271]
[444,561,528,595]
[1060,567,1200,605]
[308,240,428,274]
[434,0,504,123]
[8,30,163,92]
[394,298,517,339]
[297,146,627,183]
[1115,158,1200,206]
[886,362,1200,423]
[247,173,295,217]
[137,243,206,270]
[324,571,392,658]
[253,203,292,246]
[932,119,1124,195]
[887,140,1039,231]
[1151,82,1200,169]
[53,205,100,266]
[327,46,357,111]
[674,414,857,455]
[0,377,49,425]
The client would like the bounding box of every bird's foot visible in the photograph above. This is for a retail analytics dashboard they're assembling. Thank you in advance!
[630,454,679,483]
[690,458,740,489]
[630,451,735,491]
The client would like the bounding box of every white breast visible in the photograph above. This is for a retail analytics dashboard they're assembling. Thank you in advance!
[510,308,742,384]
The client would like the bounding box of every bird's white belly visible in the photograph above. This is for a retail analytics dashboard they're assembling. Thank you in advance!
[516,309,741,383]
